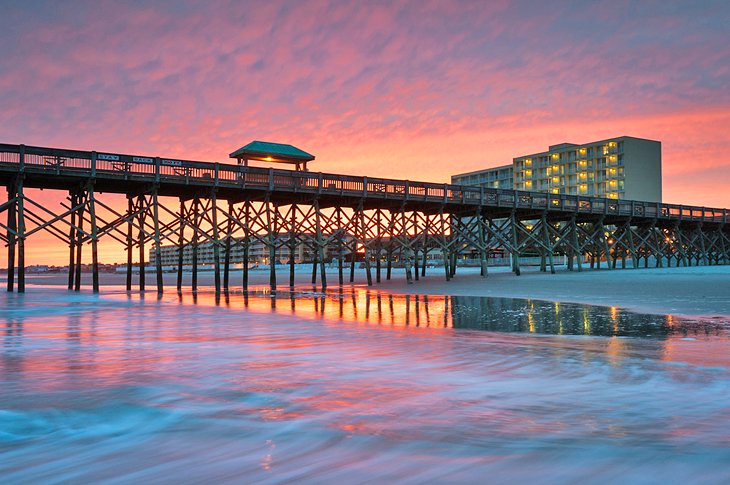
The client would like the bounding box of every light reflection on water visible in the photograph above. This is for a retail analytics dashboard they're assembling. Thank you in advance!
[1,288,730,483]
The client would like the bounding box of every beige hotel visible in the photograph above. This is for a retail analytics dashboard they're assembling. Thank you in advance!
[452,136,662,203]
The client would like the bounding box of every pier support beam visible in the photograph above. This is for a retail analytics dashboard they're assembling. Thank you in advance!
[16,179,25,293]
[88,183,99,293]
[315,200,327,289]
[74,190,85,292]
[224,201,233,293]
[510,210,521,276]
[242,199,250,291]
[153,189,163,294]
[67,191,77,290]
[126,196,133,291]
[6,184,16,292]
[289,205,296,288]
[191,197,199,293]
[267,199,277,291]
[177,198,185,292]
[477,211,488,278]
[211,190,221,295]
[137,196,145,292]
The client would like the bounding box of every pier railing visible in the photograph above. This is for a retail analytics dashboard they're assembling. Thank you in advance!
[0,143,727,224]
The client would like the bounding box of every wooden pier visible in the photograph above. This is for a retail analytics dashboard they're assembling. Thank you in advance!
[1,143,728,293]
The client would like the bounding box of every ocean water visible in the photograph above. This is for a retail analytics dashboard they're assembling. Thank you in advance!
[1,287,729,484]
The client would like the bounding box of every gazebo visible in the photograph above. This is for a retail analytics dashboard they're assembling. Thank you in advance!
[229,141,315,171]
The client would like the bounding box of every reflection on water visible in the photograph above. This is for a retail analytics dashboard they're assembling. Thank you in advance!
[1,288,729,483]
[180,287,728,340]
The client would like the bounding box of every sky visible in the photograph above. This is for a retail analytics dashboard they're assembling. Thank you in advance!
[2,0,730,264]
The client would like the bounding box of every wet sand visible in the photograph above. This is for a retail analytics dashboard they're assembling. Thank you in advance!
[9,264,730,318]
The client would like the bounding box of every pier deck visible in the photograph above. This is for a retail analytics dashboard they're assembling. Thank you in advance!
[2,143,728,293]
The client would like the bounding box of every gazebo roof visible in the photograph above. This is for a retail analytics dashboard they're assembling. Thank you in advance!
[229,140,315,164]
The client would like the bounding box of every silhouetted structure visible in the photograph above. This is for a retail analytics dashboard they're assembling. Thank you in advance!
[1,142,728,294]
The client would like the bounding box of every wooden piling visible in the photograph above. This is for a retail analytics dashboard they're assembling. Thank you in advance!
[477,211,488,278]
[289,205,296,288]
[177,199,184,292]
[74,192,85,291]
[137,196,145,291]
[89,184,99,293]
[224,201,233,293]
[315,200,327,289]
[191,197,199,293]
[242,199,250,291]
[126,196,133,290]
[67,191,76,290]
[542,212,555,274]
[153,189,163,294]
[510,210,521,276]
[16,179,25,293]
[267,201,277,291]
[211,191,221,295]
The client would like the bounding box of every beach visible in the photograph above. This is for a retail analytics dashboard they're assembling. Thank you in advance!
[12,264,730,319]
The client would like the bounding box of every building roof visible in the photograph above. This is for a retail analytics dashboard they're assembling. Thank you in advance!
[451,163,513,180]
[229,140,315,163]
[514,135,660,160]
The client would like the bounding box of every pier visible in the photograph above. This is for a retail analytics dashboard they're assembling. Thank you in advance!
[1,142,728,293]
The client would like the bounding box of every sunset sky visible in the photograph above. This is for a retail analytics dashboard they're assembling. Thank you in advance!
[2,0,730,264]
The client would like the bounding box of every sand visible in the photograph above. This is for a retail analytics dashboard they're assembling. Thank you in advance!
[7,263,730,318]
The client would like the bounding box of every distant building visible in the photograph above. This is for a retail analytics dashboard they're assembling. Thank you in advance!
[150,234,353,267]
[452,136,662,202]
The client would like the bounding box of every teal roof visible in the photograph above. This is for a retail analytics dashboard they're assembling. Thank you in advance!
[229,140,314,163]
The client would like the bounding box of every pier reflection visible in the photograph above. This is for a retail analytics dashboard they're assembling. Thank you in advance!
[178,288,727,340]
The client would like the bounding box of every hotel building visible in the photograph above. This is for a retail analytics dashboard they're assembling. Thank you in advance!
[149,234,354,268]
[452,136,662,202]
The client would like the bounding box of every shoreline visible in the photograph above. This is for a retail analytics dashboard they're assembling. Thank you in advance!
[5,264,730,320]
